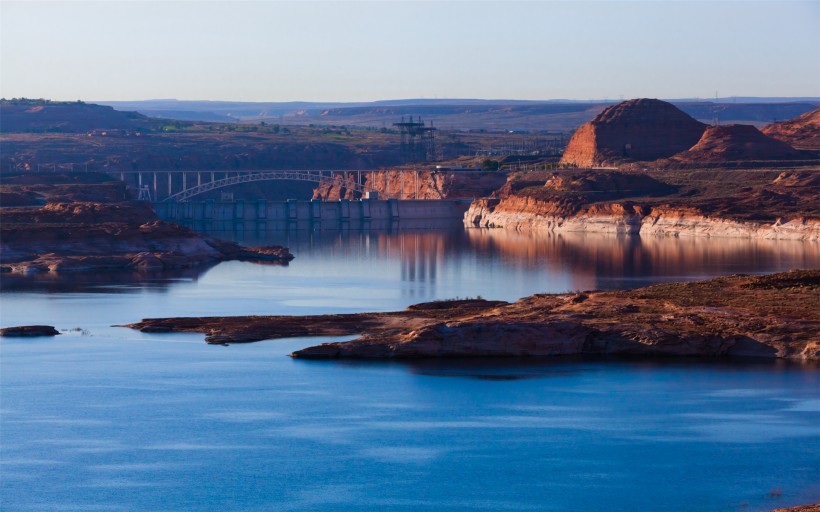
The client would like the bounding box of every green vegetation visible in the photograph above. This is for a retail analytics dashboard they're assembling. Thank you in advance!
[481,159,500,171]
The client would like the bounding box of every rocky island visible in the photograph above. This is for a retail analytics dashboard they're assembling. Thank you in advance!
[125,269,820,361]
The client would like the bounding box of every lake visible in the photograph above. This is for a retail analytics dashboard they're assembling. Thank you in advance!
[2,226,819,511]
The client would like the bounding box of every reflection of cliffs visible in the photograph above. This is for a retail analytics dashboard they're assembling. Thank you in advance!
[0,265,216,293]
[312,169,506,200]
[240,227,819,299]
[464,229,820,292]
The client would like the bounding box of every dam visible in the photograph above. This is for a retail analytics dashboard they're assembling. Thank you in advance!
[152,198,472,229]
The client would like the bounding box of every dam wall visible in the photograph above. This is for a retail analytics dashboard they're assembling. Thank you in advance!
[153,198,472,228]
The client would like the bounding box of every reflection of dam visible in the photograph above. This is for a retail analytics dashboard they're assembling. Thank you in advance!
[153,198,471,227]
[164,224,820,303]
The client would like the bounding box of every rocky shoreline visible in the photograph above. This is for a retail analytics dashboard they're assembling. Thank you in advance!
[124,269,820,362]
[0,173,293,273]
[464,169,820,241]
[0,201,293,273]
[465,196,820,241]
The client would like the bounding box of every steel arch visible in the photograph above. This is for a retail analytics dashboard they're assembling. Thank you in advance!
[163,170,373,202]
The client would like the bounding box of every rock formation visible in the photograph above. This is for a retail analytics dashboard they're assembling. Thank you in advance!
[312,169,507,200]
[762,107,820,150]
[0,173,294,273]
[559,98,707,167]
[671,124,802,162]
[0,325,60,337]
[465,169,820,240]
[124,270,820,362]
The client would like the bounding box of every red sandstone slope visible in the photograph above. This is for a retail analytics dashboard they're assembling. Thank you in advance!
[670,124,802,162]
[559,98,707,167]
[762,108,820,150]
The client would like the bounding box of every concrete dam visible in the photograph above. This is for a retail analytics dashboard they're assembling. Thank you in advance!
[153,198,472,229]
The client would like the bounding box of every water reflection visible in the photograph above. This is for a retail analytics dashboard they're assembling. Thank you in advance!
[401,354,816,381]
[2,225,817,302]
[0,264,218,294]
[206,224,820,296]
[464,230,820,290]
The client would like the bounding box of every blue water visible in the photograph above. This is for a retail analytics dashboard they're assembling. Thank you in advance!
[2,228,819,511]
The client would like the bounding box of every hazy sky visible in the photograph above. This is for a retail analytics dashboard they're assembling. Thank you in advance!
[2,0,818,102]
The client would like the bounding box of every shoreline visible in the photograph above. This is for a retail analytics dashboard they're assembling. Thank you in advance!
[465,198,820,241]
[124,269,820,362]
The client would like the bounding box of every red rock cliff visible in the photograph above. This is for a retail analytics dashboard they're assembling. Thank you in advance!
[312,169,507,200]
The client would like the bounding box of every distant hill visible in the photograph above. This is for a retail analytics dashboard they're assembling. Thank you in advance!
[97,97,819,132]
[675,102,818,126]
[0,99,160,133]
[670,124,802,163]
[762,108,820,150]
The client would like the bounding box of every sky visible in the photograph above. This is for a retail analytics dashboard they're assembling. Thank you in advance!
[1,0,818,102]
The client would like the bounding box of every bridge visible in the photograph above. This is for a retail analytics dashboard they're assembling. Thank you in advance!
[162,170,378,202]
[110,168,454,202]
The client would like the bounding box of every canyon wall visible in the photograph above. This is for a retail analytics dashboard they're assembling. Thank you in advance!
[465,196,820,241]
[312,169,507,200]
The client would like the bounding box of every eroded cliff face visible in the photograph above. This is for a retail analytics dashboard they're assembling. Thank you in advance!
[560,98,707,167]
[466,196,820,240]
[466,170,820,241]
[312,169,507,200]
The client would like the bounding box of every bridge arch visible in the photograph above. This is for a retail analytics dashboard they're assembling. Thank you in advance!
[163,170,374,202]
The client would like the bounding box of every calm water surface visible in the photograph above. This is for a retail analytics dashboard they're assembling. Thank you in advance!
[2,227,819,511]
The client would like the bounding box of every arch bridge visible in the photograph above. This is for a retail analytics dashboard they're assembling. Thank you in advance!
[110,169,407,202]
[163,170,376,202]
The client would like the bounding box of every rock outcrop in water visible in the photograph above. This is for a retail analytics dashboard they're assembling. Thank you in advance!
[559,99,707,167]
[0,325,60,337]
[0,173,294,273]
[125,270,820,362]
[763,108,820,150]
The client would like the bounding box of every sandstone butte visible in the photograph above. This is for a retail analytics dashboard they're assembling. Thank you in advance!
[669,124,803,163]
[0,173,293,273]
[763,107,820,150]
[559,98,708,167]
[124,269,820,362]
